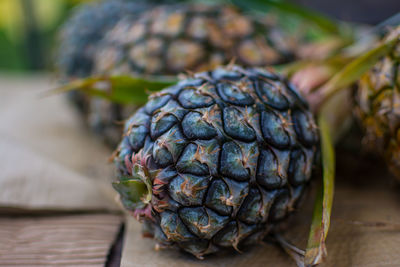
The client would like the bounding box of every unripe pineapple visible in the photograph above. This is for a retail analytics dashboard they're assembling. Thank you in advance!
[113,66,319,258]
[354,27,400,179]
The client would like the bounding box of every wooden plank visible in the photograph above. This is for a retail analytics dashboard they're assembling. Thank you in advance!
[0,214,123,266]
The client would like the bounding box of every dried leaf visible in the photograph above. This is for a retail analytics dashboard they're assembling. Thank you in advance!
[304,114,335,266]
[274,233,305,267]
[316,33,399,107]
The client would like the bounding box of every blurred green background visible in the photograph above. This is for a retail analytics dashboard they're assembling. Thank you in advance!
[0,0,399,72]
[0,0,90,72]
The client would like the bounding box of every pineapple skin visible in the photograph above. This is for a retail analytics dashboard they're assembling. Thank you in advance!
[113,66,319,258]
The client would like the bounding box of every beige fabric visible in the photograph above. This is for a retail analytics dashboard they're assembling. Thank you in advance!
[0,74,118,211]
[0,136,117,211]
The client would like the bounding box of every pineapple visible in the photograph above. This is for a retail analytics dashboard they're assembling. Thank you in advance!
[354,27,400,179]
[112,65,319,258]
[94,4,294,76]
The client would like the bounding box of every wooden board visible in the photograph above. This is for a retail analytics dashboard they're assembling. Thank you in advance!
[0,214,122,266]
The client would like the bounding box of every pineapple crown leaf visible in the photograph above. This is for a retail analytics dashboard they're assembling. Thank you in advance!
[322,33,398,96]
[305,31,399,113]
[49,75,177,105]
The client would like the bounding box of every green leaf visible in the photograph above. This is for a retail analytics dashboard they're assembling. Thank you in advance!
[316,34,399,106]
[52,75,177,105]
[112,178,148,205]
[231,0,341,35]
[304,114,335,266]
[131,164,153,204]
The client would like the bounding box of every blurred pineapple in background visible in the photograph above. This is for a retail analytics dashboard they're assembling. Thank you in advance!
[56,0,328,146]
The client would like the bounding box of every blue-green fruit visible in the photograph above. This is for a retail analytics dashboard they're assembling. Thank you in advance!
[113,66,319,258]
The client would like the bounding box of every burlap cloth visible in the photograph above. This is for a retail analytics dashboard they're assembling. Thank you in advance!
[1,74,399,266]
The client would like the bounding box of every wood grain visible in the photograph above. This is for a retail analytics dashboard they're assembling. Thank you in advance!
[0,214,123,266]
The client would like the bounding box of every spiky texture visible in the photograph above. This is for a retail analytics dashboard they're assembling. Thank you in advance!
[95,4,293,76]
[355,29,400,179]
[113,66,319,258]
